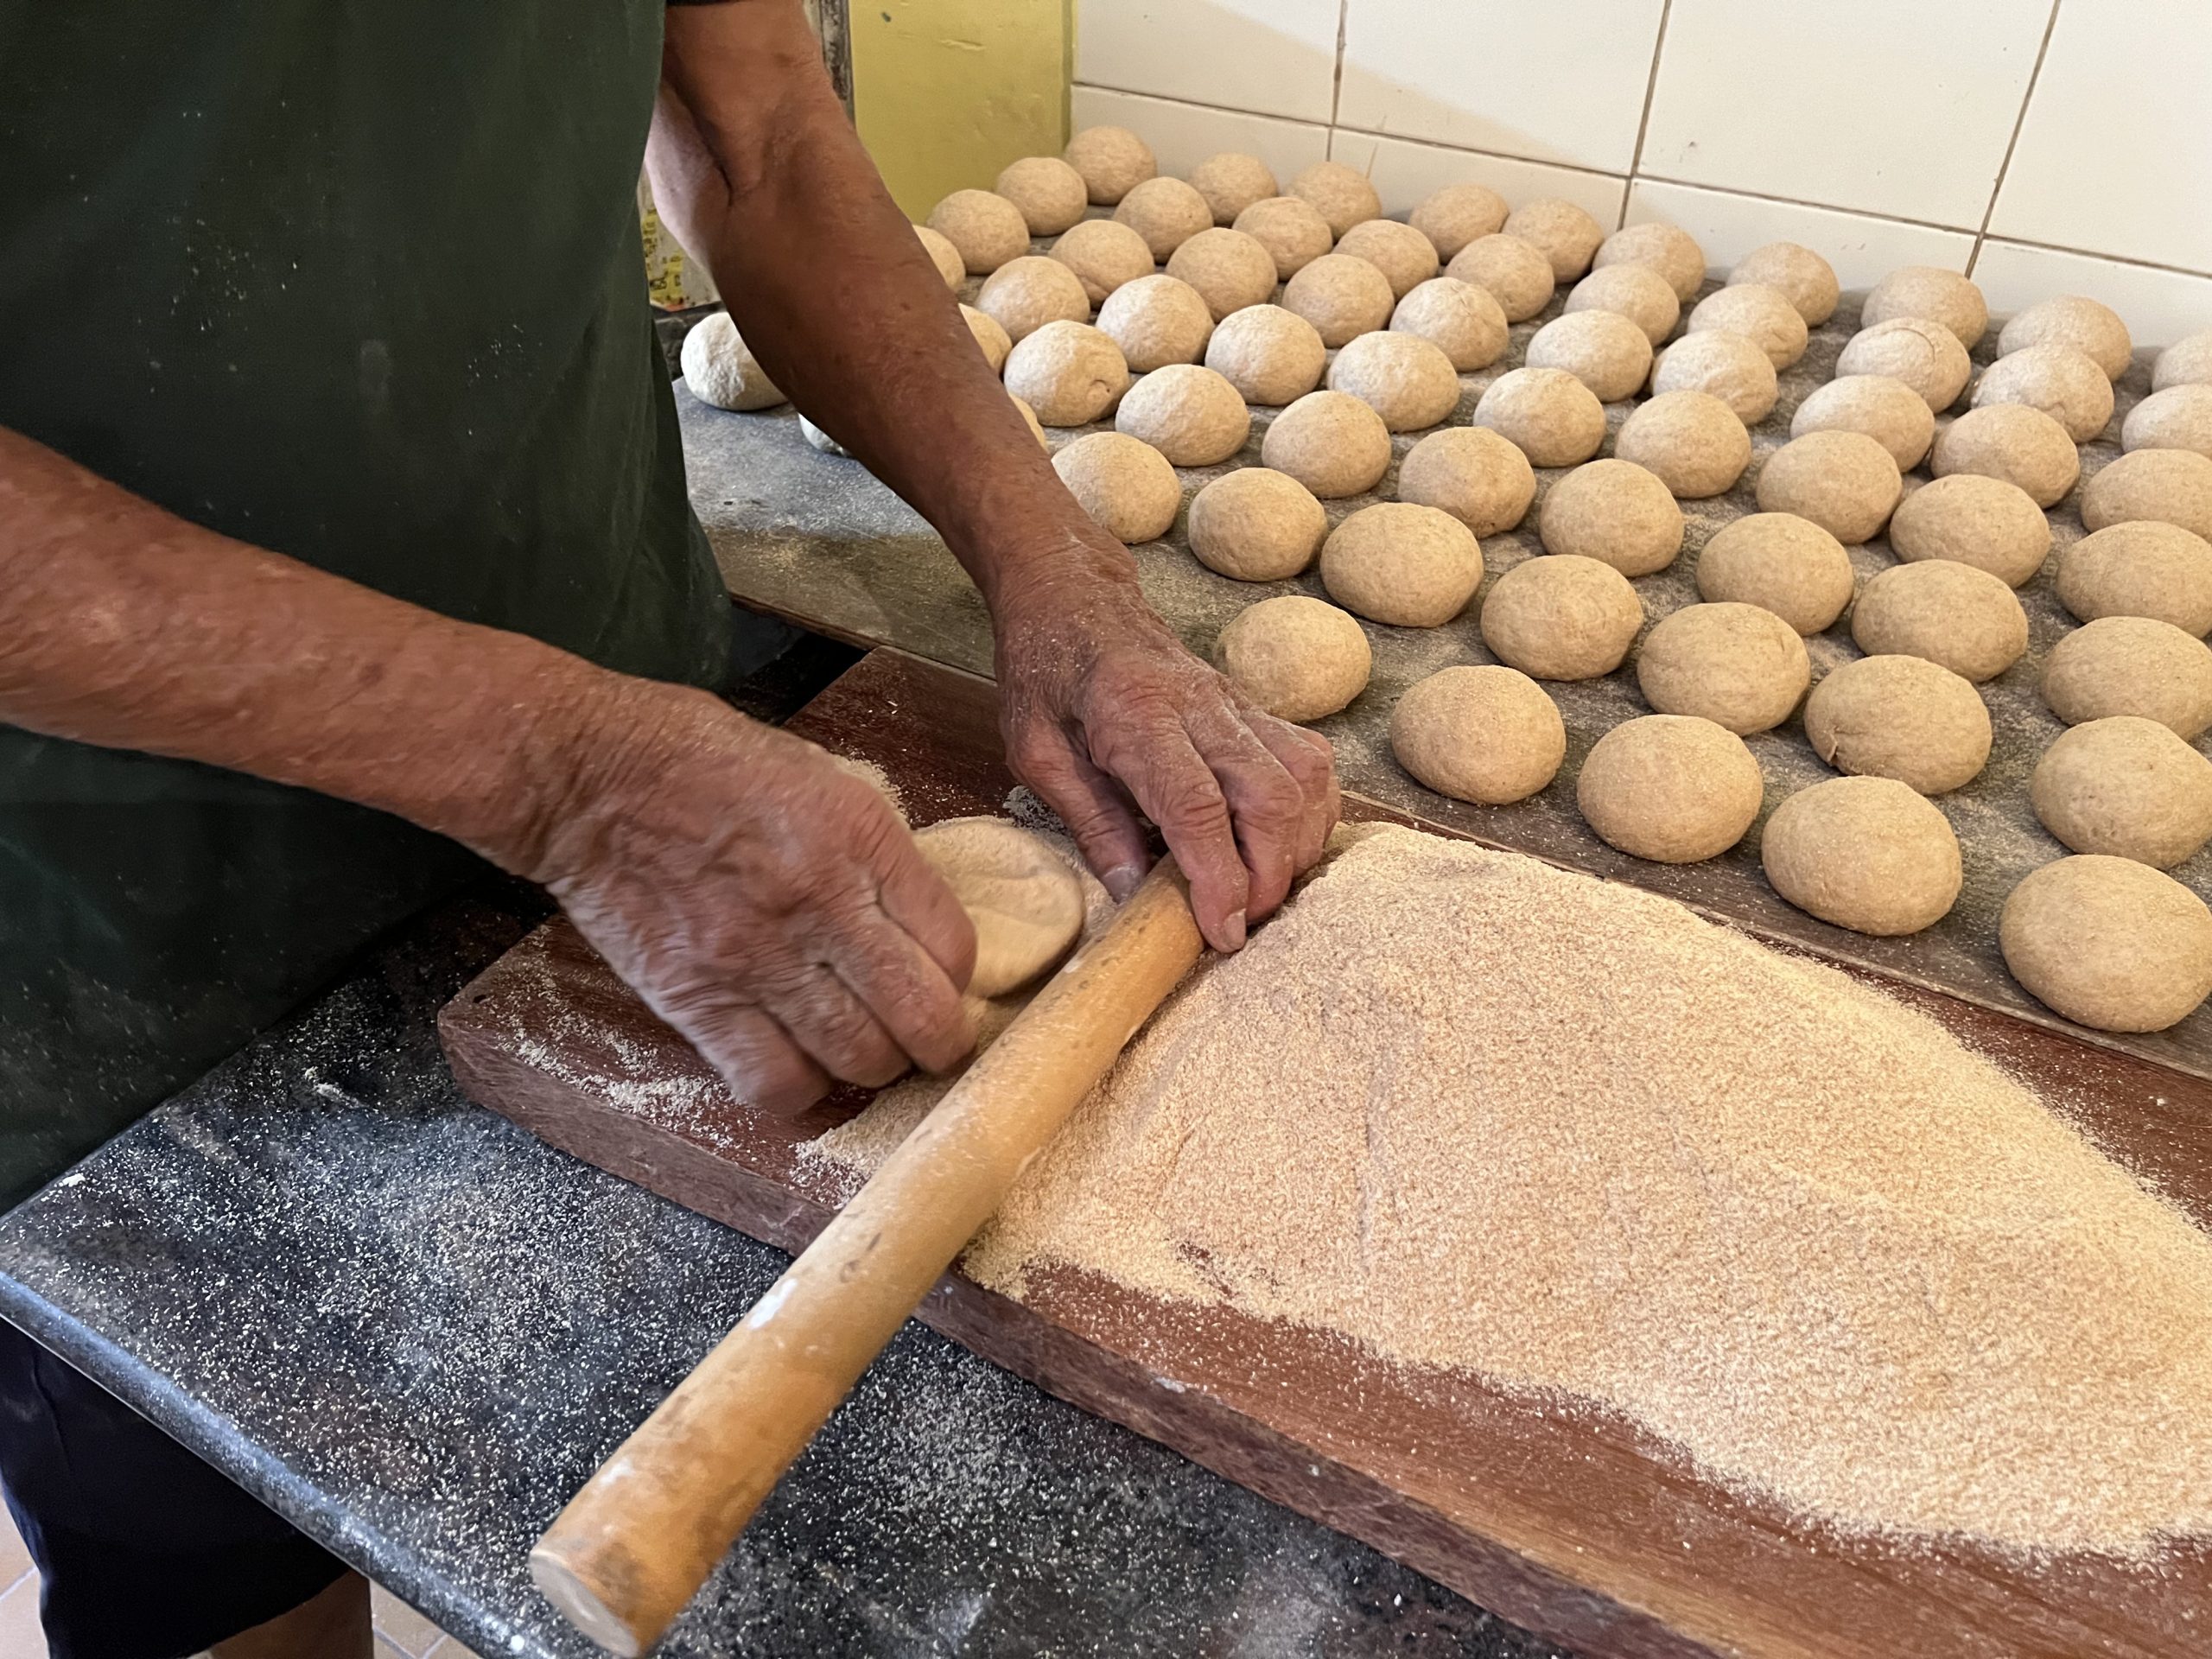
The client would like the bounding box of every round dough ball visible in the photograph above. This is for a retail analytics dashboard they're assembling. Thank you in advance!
[680,312,785,411]
[2032,716,2212,868]
[2057,520,2212,634]
[1538,458,1683,576]
[1390,276,1508,372]
[1503,197,1604,283]
[1166,227,1280,321]
[915,222,965,289]
[1804,655,1992,795]
[976,255,1092,343]
[1929,403,2080,508]
[1527,308,1653,403]
[1096,273,1214,372]
[1064,124,1157,205]
[1636,601,1811,734]
[2042,614,2212,739]
[1837,317,1974,412]
[1213,595,1371,722]
[1565,263,1680,347]
[915,817,1084,998]
[1472,367,1607,468]
[1390,664,1565,804]
[995,156,1089,236]
[1114,363,1251,466]
[2082,448,2212,540]
[1009,394,1051,449]
[1999,295,2132,380]
[1576,715,1764,862]
[1052,431,1181,543]
[1396,425,1537,537]
[1762,777,1961,935]
[799,415,848,456]
[1480,554,1643,680]
[1593,222,1706,305]
[1205,303,1326,404]
[1188,467,1328,581]
[1863,265,1988,349]
[1333,218,1441,300]
[1002,321,1130,427]
[1410,182,1509,261]
[1686,283,1808,369]
[925,189,1030,276]
[1113,175,1214,262]
[2122,382,2212,460]
[1049,219,1156,307]
[2154,328,2212,392]
[1852,559,2028,683]
[1791,375,1936,471]
[1232,195,1335,281]
[1288,161,1382,239]
[961,303,1014,373]
[1615,390,1752,499]
[1319,502,1484,627]
[2000,855,2212,1031]
[1973,346,2114,443]
[1327,330,1462,431]
[1694,512,1855,635]
[1753,429,1902,543]
[1188,152,1279,226]
[1728,242,1839,325]
[1261,389,1393,499]
[1649,331,1779,424]
[1282,253,1395,347]
[1889,474,2051,587]
[1446,234,1556,322]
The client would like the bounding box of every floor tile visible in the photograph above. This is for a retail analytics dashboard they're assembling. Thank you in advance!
[1075,0,1341,124]
[0,1506,30,1596]
[0,1575,42,1659]
[372,1580,449,1659]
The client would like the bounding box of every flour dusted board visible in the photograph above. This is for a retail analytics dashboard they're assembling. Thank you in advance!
[441,649,2212,1659]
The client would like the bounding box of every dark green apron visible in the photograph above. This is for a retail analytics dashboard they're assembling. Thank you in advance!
[0,3,733,1205]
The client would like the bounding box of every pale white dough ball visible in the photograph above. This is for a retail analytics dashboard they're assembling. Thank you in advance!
[681,312,785,411]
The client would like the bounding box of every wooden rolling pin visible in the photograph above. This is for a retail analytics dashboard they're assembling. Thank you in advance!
[530,858,1205,1656]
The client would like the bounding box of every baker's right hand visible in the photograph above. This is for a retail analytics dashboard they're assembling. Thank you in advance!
[516,680,977,1115]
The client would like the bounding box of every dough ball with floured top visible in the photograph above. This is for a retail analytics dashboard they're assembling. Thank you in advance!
[1390,665,1565,804]
[1320,503,1484,627]
[916,817,1085,998]
[681,313,785,411]
[1232,195,1334,281]
[1064,125,1156,205]
[1188,152,1278,226]
[1214,595,1371,722]
[1009,395,1051,449]
[1390,277,1507,372]
[1052,431,1180,544]
[1650,332,1777,424]
[1837,318,1972,411]
[1096,274,1213,372]
[926,190,1030,275]
[1636,601,1810,734]
[1480,554,1643,680]
[1539,459,1682,576]
[1188,467,1327,581]
[2042,615,2212,740]
[1503,197,1604,282]
[1616,390,1751,499]
[1289,161,1382,238]
[1115,363,1250,466]
[1566,263,1680,347]
[2082,448,2212,542]
[1114,176,1214,262]
[1999,295,2132,380]
[1261,389,1392,498]
[1283,253,1395,347]
[1446,234,1555,322]
[1728,242,1838,325]
[2122,384,2212,461]
[1473,367,1606,469]
[1694,512,1854,636]
[2001,855,2212,1032]
[1791,376,1936,471]
[1974,346,2113,443]
[1593,222,1705,305]
[2032,716,2212,868]
[1889,474,2051,588]
[2057,521,2212,634]
[977,256,1091,343]
[1334,219,1440,300]
[1397,426,1536,537]
[2156,329,2212,392]
[915,223,965,289]
[1852,560,2027,683]
[1050,219,1156,308]
[995,156,1088,236]
[1527,309,1652,403]
[1804,655,1992,795]
[961,304,1013,373]
[1205,303,1325,404]
[1763,777,1961,936]
[1754,430,1901,543]
[1002,321,1129,427]
[1687,283,1808,370]
[1863,266,1987,349]
[1166,228,1279,321]
[1327,330,1461,431]
[1577,715,1763,862]
[1930,404,2079,508]
[1410,182,1509,261]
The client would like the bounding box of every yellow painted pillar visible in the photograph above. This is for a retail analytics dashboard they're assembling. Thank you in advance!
[851,0,1072,220]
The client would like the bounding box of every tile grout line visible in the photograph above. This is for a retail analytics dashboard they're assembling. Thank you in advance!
[1969,0,2065,277]
[1327,0,1350,165]
[1628,171,1976,236]
[1979,232,2212,284]
[1621,0,1676,228]
[1072,79,1330,137]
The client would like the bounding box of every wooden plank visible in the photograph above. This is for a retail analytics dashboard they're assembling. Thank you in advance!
[440,647,2212,1659]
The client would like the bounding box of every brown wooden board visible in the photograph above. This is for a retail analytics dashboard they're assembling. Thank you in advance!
[677,278,2212,1083]
[442,648,2212,1659]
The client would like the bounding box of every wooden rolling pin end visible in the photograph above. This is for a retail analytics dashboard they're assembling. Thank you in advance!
[530,1548,646,1659]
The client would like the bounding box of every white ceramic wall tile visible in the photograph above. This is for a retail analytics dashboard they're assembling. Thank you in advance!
[1070,86,1332,188]
[1990,0,2212,274]
[1640,0,2050,230]
[1335,0,1666,174]
[1972,239,2212,353]
[1074,0,1342,124]
[1332,130,1627,227]
[1626,180,1976,295]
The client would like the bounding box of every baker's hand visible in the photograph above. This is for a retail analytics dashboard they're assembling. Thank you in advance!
[522,682,976,1115]
[991,538,1341,951]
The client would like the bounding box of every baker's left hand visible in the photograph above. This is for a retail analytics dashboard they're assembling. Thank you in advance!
[990,535,1341,952]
